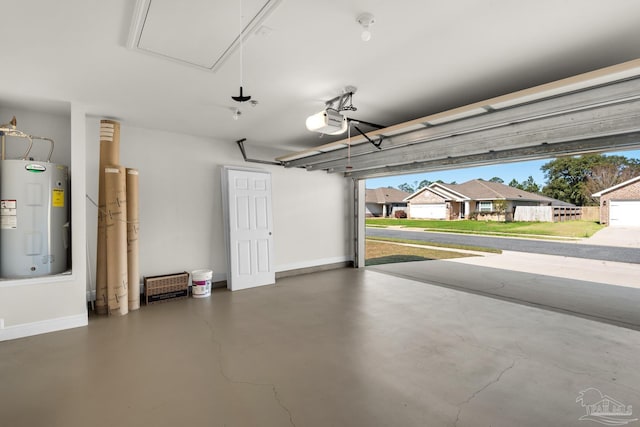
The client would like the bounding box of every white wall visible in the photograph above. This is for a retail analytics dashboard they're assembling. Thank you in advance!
[1,108,351,341]
[0,106,71,165]
[0,104,88,340]
[272,164,352,272]
[85,120,352,295]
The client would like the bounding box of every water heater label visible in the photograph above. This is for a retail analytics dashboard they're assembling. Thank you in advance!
[1,200,16,209]
[52,189,65,208]
[1,199,17,229]
[25,163,46,173]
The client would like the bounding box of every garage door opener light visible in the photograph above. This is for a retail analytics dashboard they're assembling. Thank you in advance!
[305,88,357,135]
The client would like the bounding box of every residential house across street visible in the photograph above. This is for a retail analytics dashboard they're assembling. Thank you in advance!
[405,179,573,221]
[365,187,410,217]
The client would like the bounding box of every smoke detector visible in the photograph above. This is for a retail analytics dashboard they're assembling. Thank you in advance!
[357,13,375,41]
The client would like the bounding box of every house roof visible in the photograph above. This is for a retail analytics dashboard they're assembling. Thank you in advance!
[406,179,574,206]
[592,175,640,197]
[365,188,411,204]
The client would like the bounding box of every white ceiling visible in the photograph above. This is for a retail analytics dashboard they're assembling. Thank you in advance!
[2,0,640,157]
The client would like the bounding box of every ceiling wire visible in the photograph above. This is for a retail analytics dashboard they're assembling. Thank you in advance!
[346,122,352,170]
[239,0,244,89]
[231,0,251,102]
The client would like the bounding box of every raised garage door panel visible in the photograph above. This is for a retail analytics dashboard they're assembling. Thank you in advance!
[610,200,640,227]
[410,204,446,219]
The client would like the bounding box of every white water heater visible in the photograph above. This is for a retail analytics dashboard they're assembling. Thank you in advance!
[0,119,70,278]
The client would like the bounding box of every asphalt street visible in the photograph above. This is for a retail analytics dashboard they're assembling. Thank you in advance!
[366,227,640,264]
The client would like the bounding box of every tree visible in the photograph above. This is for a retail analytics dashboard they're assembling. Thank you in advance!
[541,154,640,205]
[584,162,640,204]
[541,155,601,205]
[397,179,433,193]
[489,176,504,183]
[520,176,540,193]
[417,179,432,189]
[508,176,540,193]
[397,183,414,193]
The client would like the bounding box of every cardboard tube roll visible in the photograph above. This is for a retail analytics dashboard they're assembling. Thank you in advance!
[96,120,121,314]
[105,165,128,316]
[95,188,108,315]
[126,168,140,311]
[100,120,120,165]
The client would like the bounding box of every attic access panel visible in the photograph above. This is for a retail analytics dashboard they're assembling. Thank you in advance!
[128,0,281,71]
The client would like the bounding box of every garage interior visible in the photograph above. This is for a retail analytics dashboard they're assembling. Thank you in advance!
[2,1,640,426]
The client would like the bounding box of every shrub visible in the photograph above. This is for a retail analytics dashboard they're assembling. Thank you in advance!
[472,211,511,222]
[394,210,407,218]
[493,200,507,213]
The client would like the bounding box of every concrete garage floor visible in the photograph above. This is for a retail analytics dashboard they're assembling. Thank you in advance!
[2,268,640,427]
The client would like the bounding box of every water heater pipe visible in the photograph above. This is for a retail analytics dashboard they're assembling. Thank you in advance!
[0,119,55,162]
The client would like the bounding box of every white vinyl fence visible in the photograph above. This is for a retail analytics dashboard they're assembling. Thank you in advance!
[514,206,582,222]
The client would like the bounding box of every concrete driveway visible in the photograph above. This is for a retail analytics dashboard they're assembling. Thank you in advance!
[445,251,640,289]
[580,226,640,248]
[370,226,640,329]
[372,249,640,329]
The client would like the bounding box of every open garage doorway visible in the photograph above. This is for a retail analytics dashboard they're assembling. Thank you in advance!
[363,150,640,263]
[359,151,640,328]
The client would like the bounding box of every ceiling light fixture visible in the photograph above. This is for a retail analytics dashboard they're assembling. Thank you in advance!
[356,13,375,41]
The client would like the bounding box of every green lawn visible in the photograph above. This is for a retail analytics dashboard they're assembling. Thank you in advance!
[366,236,502,254]
[365,218,604,238]
[365,239,477,266]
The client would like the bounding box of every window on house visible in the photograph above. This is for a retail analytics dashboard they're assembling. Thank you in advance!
[478,201,493,212]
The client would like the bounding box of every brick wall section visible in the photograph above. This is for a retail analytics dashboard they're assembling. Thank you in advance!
[410,190,446,203]
[599,180,640,224]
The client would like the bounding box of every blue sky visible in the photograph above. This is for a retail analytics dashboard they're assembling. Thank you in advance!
[366,149,640,190]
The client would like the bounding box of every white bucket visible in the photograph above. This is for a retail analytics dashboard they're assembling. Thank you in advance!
[191,269,212,298]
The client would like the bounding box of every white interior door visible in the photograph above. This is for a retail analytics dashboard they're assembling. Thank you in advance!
[222,167,275,291]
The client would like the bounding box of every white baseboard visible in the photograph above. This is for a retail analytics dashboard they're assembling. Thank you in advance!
[0,313,88,342]
[211,272,227,283]
[85,273,229,302]
[84,262,347,301]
